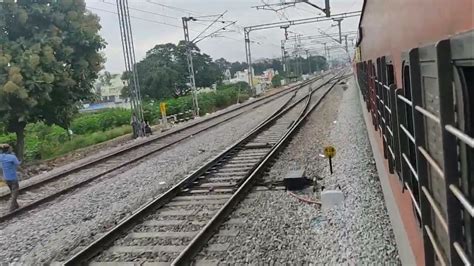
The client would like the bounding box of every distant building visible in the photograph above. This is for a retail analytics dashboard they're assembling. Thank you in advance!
[223,69,232,81]
[95,74,126,103]
[262,68,275,84]
[224,68,255,85]
[82,73,129,112]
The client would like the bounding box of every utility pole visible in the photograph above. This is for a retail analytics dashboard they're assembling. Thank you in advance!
[293,40,299,78]
[116,0,144,137]
[182,17,200,117]
[0,4,5,43]
[306,49,312,74]
[344,35,348,52]
[243,11,361,87]
[281,40,287,74]
[244,29,254,95]
[324,43,331,67]
[323,42,328,58]
[332,18,343,44]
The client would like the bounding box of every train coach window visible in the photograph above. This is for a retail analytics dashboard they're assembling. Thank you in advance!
[458,66,473,194]
[402,64,420,214]
[460,67,473,135]
[455,65,474,260]
[387,64,395,86]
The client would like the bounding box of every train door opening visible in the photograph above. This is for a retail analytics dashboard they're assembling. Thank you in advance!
[450,31,474,262]
[453,63,474,261]
[402,62,421,223]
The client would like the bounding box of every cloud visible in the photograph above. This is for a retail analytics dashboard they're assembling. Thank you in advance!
[86,0,363,73]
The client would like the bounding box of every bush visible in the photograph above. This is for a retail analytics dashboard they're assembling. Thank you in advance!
[0,121,133,161]
[39,125,132,160]
[71,108,131,135]
[0,85,251,162]
[0,133,16,148]
[142,88,249,119]
[272,74,283,87]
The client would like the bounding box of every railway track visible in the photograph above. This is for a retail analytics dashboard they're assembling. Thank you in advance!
[0,76,323,223]
[62,71,345,265]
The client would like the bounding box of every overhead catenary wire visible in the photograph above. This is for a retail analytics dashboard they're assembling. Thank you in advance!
[87,6,251,45]
[98,0,233,33]
[101,0,178,20]
[146,0,200,15]
[142,0,280,48]
[195,21,237,44]
[88,6,184,29]
[191,11,228,43]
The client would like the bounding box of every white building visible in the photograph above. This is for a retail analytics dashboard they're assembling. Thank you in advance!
[95,74,126,103]
[224,68,255,85]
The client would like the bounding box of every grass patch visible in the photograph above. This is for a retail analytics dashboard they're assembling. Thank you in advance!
[1,85,251,162]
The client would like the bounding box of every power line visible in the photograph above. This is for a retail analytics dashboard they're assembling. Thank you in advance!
[146,0,201,15]
[101,0,179,20]
[195,21,237,44]
[97,1,247,43]
[143,1,280,48]
[191,11,228,43]
[88,6,184,29]
[93,2,279,52]
[89,5,243,44]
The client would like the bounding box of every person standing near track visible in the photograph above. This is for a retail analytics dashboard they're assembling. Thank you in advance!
[0,144,21,212]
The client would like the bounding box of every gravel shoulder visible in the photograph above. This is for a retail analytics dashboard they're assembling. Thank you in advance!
[0,92,293,264]
[199,77,400,264]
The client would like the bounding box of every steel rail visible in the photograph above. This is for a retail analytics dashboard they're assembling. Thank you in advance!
[63,71,343,265]
[0,78,322,223]
[172,71,346,265]
[0,78,314,201]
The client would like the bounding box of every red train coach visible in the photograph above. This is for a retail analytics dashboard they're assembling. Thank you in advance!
[353,0,473,265]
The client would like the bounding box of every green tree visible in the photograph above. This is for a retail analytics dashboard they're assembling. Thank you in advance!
[214,57,231,73]
[0,0,105,159]
[271,74,283,87]
[131,41,223,101]
[229,61,248,77]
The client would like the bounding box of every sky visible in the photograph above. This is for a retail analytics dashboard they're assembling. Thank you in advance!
[84,0,364,73]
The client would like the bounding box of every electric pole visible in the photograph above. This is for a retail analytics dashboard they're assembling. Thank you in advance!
[182,13,235,109]
[280,25,290,80]
[281,40,287,74]
[323,42,328,58]
[244,29,254,95]
[306,49,312,74]
[344,35,348,52]
[182,17,200,117]
[332,18,343,44]
[116,0,144,137]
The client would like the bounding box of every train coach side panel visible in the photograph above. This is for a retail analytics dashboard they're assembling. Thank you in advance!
[358,0,474,85]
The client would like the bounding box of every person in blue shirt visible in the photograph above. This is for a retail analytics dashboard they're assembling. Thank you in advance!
[0,144,21,212]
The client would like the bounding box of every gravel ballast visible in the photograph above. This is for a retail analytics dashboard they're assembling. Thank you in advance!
[199,77,400,264]
[0,92,296,264]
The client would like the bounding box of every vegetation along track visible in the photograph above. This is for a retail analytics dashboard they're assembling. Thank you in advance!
[0,76,324,223]
[62,71,346,265]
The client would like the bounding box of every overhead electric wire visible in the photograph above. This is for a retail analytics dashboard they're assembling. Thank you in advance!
[195,21,237,44]
[101,0,178,20]
[191,11,228,43]
[89,5,244,44]
[87,6,185,29]
[146,0,200,15]
[143,1,280,48]
[94,1,282,50]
